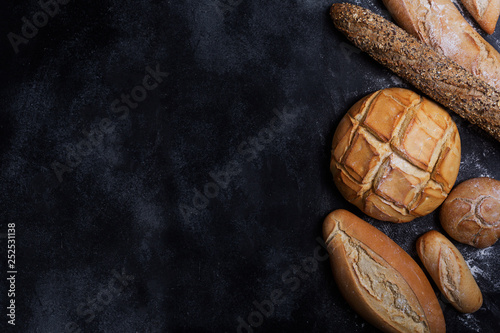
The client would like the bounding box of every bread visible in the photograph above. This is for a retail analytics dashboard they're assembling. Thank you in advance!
[381,0,500,90]
[460,0,500,34]
[323,209,446,333]
[330,3,500,143]
[417,230,483,313]
[331,88,461,223]
[440,177,500,248]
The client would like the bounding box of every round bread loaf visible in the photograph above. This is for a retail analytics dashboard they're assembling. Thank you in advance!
[440,177,500,248]
[331,88,461,223]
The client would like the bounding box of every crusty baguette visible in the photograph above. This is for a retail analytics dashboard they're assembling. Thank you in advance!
[417,230,483,313]
[382,0,500,89]
[330,3,500,143]
[323,209,446,333]
[461,0,500,34]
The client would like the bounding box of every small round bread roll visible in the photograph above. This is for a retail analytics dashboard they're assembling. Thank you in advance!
[417,230,483,313]
[330,88,461,223]
[440,177,500,248]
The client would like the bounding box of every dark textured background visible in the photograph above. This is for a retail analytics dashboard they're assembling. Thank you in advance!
[1,0,499,332]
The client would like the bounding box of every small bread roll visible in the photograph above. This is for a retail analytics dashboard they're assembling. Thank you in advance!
[323,209,446,333]
[330,88,461,223]
[440,177,500,248]
[417,231,483,313]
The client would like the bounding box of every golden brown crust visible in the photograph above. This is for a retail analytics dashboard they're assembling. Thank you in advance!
[416,230,483,313]
[330,3,500,142]
[382,0,500,88]
[331,88,461,223]
[461,0,500,34]
[440,177,500,248]
[323,209,446,333]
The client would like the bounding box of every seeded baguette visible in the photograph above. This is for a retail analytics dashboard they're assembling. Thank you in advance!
[330,3,500,143]
[323,209,446,333]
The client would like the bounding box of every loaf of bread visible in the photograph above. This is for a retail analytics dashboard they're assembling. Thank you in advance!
[381,0,500,90]
[460,0,500,34]
[331,88,461,223]
[323,209,446,333]
[417,230,483,313]
[330,3,500,143]
[440,177,500,248]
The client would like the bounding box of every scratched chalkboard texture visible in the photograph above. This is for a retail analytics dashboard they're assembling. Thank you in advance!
[0,0,499,332]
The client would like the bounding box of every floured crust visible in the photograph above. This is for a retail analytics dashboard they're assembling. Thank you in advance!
[323,210,446,333]
[382,0,500,90]
[417,230,483,313]
[440,177,500,248]
[461,0,500,34]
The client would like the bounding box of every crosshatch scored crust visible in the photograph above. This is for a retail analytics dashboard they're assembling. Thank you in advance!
[331,88,461,223]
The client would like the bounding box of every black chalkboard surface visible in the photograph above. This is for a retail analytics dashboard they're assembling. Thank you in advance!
[1,0,499,332]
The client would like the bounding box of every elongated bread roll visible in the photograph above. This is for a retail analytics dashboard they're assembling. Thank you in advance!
[323,209,445,333]
[461,0,500,34]
[330,3,500,142]
[381,0,500,90]
[417,230,483,313]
